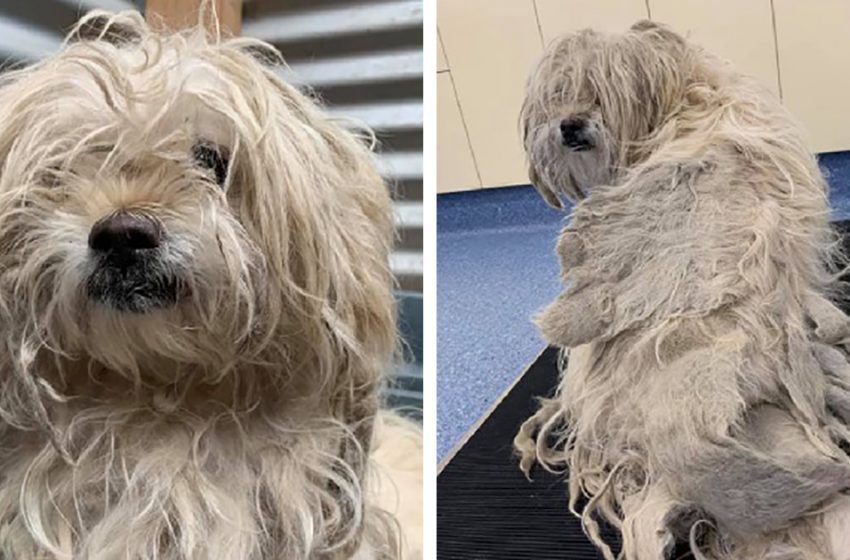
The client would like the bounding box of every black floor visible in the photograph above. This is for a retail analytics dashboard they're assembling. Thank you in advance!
[437,346,619,560]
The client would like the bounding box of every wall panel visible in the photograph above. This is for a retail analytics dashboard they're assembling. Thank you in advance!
[437,0,542,188]
[650,0,779,96]
[437,27,448,72]
[535,0,647,43]
[437,72,480,192]
[773,0,850,153]
[436,1,850,192]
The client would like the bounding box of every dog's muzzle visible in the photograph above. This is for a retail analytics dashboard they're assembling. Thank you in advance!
[560,118,594,152]
[86,212,179,313]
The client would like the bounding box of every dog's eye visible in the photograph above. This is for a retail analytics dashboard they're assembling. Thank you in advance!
[192,142,229,186]
[39,167,64,188]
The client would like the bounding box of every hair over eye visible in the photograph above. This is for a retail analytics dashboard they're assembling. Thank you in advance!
[192,141,229,186]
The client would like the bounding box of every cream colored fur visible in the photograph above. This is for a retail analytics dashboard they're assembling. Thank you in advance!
[516,21,850,559]
[0,9,420,560]
[368,414,422,560]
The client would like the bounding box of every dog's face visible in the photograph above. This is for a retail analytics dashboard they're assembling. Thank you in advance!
[0,13,395,384]
[521,21,689,208]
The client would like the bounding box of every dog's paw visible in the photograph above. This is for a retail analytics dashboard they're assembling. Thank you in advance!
[620,483,686,560]
[813,342,850,423]
[556,230,586,271]
[536,285,613,347]
[683,406,850,536]
[807,293,850,344]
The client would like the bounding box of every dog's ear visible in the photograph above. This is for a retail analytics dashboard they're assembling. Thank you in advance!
[630,19,660,33]
[521,88,565,209]
[237,43,284,67]
[629,19,687,48]
[69,13,142,47]
[529,166,564,209]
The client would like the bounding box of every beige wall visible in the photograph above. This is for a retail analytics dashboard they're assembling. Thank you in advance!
[438,0,846,192]
[773,0,850,152]
[438,1,543,188]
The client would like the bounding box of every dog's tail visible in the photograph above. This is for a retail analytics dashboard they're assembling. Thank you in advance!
[368,411,423,560]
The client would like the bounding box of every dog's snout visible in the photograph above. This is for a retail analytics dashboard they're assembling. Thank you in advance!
[560,118,592,150]
[560,118,584,138]
[89,213,161,252]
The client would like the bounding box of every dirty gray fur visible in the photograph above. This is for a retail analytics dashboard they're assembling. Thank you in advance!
[515,21,850,560]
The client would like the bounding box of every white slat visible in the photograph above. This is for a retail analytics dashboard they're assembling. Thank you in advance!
[0,15,62,62]
[279,50,422,88]
[393,201,423,228]
[394,362,423,381]
[385,387,423,400]
[390,251,423,276]
[54,0,138,12]
[376,152,422,182]
[243,1,422,43]
[331,101,422,131]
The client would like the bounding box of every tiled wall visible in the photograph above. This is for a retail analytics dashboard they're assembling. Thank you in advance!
[437,0,849,192]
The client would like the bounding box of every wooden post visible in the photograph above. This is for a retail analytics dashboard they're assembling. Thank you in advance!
[145,0,242,36]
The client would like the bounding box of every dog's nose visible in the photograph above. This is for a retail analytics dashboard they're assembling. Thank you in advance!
[560,118,588,148]
[89,213,160,252]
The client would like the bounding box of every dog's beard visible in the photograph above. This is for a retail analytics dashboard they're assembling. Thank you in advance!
[527,117,615,202]
[0,168,263,373]
[85,248,181,312]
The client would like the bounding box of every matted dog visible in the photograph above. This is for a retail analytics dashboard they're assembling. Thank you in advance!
[516,21,850,559]
[0,10,421,560]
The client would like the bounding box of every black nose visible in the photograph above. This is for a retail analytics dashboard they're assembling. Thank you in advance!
[89,213,160,252]
[560,118,590,149]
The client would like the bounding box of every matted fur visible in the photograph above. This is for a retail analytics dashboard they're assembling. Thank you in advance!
[0,8,414,559]
[516,21,850,559]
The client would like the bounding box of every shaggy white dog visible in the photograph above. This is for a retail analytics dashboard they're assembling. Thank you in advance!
[0,10,420,560]
[515,21,850,560]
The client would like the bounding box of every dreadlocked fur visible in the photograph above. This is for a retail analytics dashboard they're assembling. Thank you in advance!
[515,21,850,560]
[0,9,420,560]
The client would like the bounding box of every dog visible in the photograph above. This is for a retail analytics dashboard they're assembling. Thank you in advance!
[515,21,850,559]
[0,9,420,560]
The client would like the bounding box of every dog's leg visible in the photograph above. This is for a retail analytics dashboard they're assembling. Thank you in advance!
[620,482,679,560]
[806,294,850,346]
[644,350,850,539]
[536,284,615,347]
[812,342,850,428]
[823,494,850,560]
